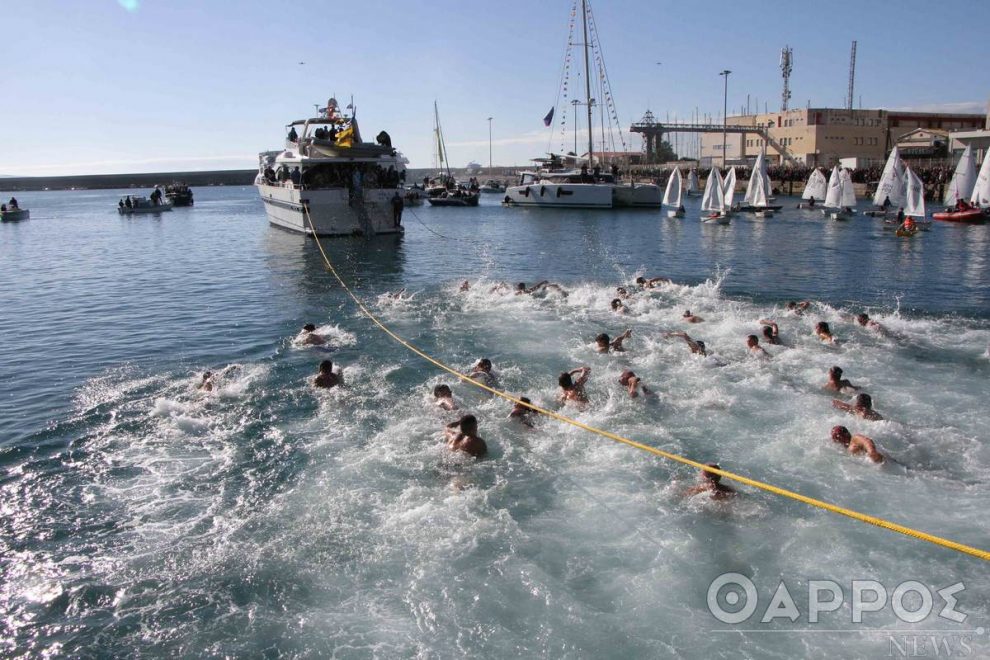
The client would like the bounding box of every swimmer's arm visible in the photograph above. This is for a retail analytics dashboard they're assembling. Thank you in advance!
[832,399,853,412]
[611,329,632,351]
[571,366,591,385]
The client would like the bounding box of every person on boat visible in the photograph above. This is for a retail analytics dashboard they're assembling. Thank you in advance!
[509,397,536,428]
[558,366,591,404]
[595,330,632,353]
[287,126,298,142]
[786,300,811,316]
[665,331,708,356]
[955,198,971,212]
[0,204,5,213]
[677,203,686,214]
[290,167,301,186]
[314,359,342,389]
[118,199,124,211]
[610,298,628,314]
[469,358,496,386]
[433,384,458,411]
[746,334,770,359]
[8,197,18,209]
[825,366,859,393]
[198,371,214,392]
[125,196,133,209]
[444,414,488,458]
[618,370,653,399]
[635,276,671,289]
[881,195,891,210]
[815,321,836,344]
[759,319,781,345]
[895,207,905,224]
[807,196,815,208]
[685,464,736,500]
[832,393,883,421]
[831,425,885,463]
[390,191,404,227]
[299,323,326,346]
[683,310,704,324]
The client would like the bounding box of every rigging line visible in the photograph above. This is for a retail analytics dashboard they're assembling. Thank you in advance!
[301,206,990,563]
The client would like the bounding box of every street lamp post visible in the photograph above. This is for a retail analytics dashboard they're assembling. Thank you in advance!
[720,69,731,167]
[487,117,493,172]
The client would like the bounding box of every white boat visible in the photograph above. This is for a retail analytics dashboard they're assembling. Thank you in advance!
[0,206,29,221]
[744,152,774,217]
[904,166,926,220]
[800,168,828,208]
[479,180,505,194]
[403,186,428,206]
[701,167,730,224]
[503,0,661,210]
[685,169,702,197]
[255,97,406,236]
[970,146,990,208]
[663,167,685,217]
[118,196,172,214]
[944,144,976,208]
[871,146,906,213]
[823,166,856,220]
[723,166,737,208]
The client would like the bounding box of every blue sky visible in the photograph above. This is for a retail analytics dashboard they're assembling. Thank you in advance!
[2,0,987,175]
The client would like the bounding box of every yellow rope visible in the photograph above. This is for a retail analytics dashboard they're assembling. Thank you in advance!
[303,206,990,562]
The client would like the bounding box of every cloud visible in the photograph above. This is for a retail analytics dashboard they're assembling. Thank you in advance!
[5,154,253,174]
[890,101,987,115]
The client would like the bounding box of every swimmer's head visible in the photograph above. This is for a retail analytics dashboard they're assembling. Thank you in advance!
[616,286,628,296]
[303,323,316,332]
[696,340,706,353]
[611,298,622,310]
[476,358,492,372]
[433,384,452,398]
[816,321,831,334]
[516,282,526,291]
[558,372,574,389]
[683,310,692,317]
[202,371,212,380]
[595,333,610,347]
[459,414,478,435]
[831,425,852,445]
[618,370,636,386]
[518,396,531,405]
[828,366,843,379]
[702,463,722,483]
[747,335,759,348]
[635,276,646,285]
[762,326,774,340]
[319,359,333,373]
[855,393,873,410]
[786,301,797,309]
[856,313,869,326]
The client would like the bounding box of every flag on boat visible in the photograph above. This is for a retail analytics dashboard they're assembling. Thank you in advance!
[335,124,355,148]
[543,107,555,127]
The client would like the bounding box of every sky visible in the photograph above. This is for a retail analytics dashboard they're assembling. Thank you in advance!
[1,0,988,176]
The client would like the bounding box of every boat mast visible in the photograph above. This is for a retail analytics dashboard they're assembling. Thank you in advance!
[581,0,594,169]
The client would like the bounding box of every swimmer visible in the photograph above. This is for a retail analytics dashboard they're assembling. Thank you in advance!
[685,463,736,500]
[615,286,632,299]
[197,371,214,392]
[610,298,628,314]
[433,384,458,411]
[469,358,497,386]
[831,425,885,463]
[746,334,770,358]
[489,281,512,294]
[815,321,836,344]
[618,370,653,398]
[832,393,883,421]
[759,319,781,345]
[299,323,327,346]
[508,396,536,428]
[824,366,859,393]
[665,331,707,356]
[786,300,811,316]
[855,313,891,337]
[558,366,591,404]
[683,310,704,323]
[635,276,671,289]
[444,414,487,457]
[314,359,342,389]
[515,281,568,297]
[459,280,471,292]
[595,329,632,353]
[385,288,408,300]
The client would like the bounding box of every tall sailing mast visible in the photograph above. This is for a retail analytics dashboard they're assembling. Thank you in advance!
[581,0,594,167]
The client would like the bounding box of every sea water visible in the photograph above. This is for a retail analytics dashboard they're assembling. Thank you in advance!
[1,188,988,657]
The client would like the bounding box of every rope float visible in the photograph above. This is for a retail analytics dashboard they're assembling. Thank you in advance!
[303,206,990,562]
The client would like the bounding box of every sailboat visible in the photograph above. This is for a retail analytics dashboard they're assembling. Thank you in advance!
[663,168,685,218]
[895,166,926,236]
[686,169,701,197]
[971,148,990,208]
[800,168,828,209]
[933,145,988,223]
[740,152,779,215]
[867,146,905,216]
[428,101,479,207]
[723,166,737,210]
[503,0,661,209]
[823,166,856,220]
[701,167,730,224]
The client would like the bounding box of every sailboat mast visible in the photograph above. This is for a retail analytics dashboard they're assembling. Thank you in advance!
[581,0,594,168]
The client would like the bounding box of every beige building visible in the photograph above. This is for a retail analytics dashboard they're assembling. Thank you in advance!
[699,108,985,167]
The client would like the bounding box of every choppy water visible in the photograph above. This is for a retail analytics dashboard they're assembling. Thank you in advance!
[1,187,988,657]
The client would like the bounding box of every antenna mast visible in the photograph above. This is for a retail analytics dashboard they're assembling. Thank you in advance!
[847,40,857,111]
[780,46,793,111]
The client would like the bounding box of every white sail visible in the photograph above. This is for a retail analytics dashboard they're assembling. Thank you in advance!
[744,153,764,204]
[839,168,857,207]
[873,146,906,207]
[702,168,724,213]
[722,167,737,208]
[663,167,683,207]
[824,166,842,208]
[904,166,926,217]
[944,145,976,206]
[970,148,990,207]
[752,170,770,208]
[802,169,828,200]
[687,169,700,194]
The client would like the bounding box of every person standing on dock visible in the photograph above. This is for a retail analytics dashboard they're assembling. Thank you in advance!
[390,191,404,227]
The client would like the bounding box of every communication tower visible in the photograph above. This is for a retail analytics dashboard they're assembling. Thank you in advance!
[847,40,857,111]
[780,46,793,111]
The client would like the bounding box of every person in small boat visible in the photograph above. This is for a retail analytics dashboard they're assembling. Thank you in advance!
[665,331,707,356]
[118,199,124,210]
[618,370,653,398]
[444,414,487,458]
[881,195,891,210]
[955,198,972,212]
[807,196,815,207]
[595,330,632,353]
[685,464,736,500]
[125,196,133,209]
[509,397,536,428]
[433,384,458,411]
[8,197,18,209]
[815,321,836,344]
[898,216,916,234]
[287,126,298,142]
[759,319,781,345]
[831,425,885,463]
[895,207,905,224]
[314,359,342,389]
[558,366,591,404]
[390,191,404,227]
[299,323,326,345]
[825,366,859,393]
[677,202,686,214]
[683,310,704,323]
[198,371,214,392]
[1,204,5,213]
[746,334,770,358]
[635,276,670,289]
[832,393,883,421]
[610,298,628,314]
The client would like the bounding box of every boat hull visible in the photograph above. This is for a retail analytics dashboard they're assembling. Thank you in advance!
[613,183,662,208]
[701,212,731,225]
[119,204,172,214]
[428,194,479,207]
[257,183,404,236]
[0,208,29,221]
[504,182,613,208]
[666,209,684,218]
[932,209,986,223]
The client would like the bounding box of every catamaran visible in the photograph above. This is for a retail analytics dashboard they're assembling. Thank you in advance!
[823,166,856,221]
[701,167,730,224]
[663,168,685,218]
[503,0,661,209]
